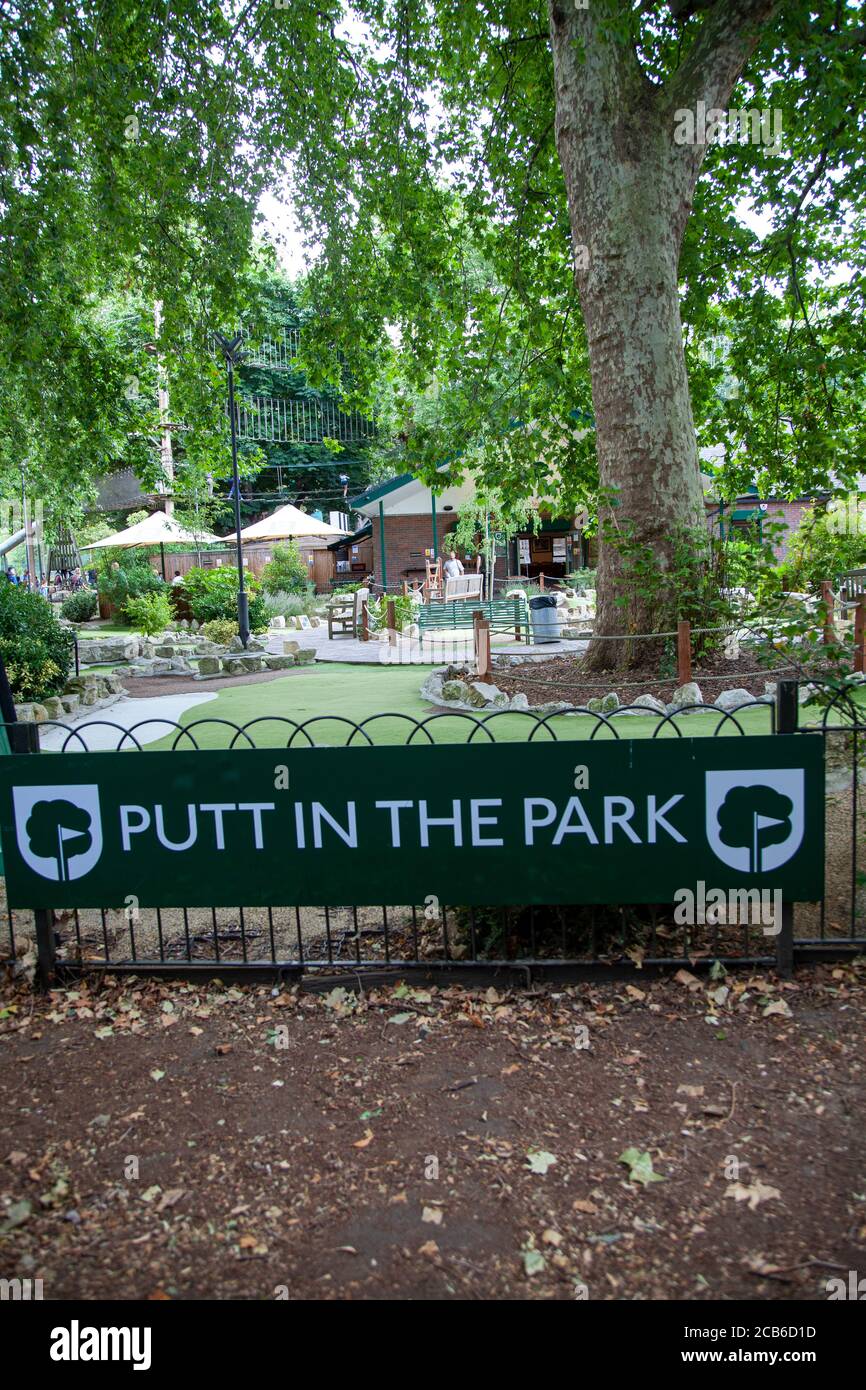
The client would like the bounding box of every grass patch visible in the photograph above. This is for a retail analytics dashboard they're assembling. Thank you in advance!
[141,662,818,749]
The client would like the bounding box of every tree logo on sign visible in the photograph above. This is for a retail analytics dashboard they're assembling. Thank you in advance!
[705,770,804,874]
[12,785,103,882]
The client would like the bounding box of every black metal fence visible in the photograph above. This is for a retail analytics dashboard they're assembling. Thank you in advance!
[1,679,863,987]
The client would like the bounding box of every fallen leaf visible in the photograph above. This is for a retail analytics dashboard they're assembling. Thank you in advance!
[526,1149,557,1175]
[422,1206,443,1225]
[353,1129,374,1149]
[618,1148,665,1186]
[725,1180,781,1212]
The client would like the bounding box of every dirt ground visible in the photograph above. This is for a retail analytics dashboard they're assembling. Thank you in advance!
[1,962,864,1301]
[484,651,806,705]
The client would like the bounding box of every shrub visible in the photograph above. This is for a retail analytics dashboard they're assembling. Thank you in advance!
[260,589,324,620]
[125,591,173,636]
[61,589,98,622]
[96,552,168,611]
[777,504,866,594]
[201,618,238,646]
[0,583,74,701]
[260,542,312,595]
[181,566,268,631]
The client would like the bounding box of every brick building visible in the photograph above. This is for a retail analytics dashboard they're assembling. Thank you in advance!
[350,470,588,590]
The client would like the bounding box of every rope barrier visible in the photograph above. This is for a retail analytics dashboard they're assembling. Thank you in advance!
[486,665,799,691]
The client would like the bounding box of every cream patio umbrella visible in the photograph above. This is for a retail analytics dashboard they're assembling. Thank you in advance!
[238,503,344,543]
[85,509,223,577]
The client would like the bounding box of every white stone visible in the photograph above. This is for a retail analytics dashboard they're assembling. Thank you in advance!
[669,682,703,708]
[714,688,755,711]
[631,692,666,714]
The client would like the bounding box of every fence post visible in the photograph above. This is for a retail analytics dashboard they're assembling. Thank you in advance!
[386,598,397,649]
[854,600,865,674]
[539,573,545,591]
[821,580,835,645]
[9,720,57,989]
[360,600,369,642]
[774,678,798,979]
[677,620,691,685]
[473,610,492,682]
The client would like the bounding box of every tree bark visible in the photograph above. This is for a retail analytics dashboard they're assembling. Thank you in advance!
[548,0,776,668]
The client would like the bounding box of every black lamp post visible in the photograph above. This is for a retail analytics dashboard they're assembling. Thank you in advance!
[214,331,249,648]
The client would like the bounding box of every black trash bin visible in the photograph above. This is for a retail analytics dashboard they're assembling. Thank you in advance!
[529,593,560,643]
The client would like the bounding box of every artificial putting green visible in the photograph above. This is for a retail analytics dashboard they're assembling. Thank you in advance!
[144,661,806,750]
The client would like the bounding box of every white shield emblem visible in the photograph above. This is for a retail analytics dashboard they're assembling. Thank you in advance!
[12,785,103,882]
[705,769,804,873]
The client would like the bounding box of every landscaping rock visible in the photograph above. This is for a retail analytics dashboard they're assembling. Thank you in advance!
[469,681,508,707]
[600,692,620,714]
[238,656,263,673]
[60,694,80,715]
[41,696,64,720]
[198,657,222,676]
[76,637,140,664]
[669,681,703,708]
[282,639,300,655]
[714,688,755,711]
[154,644,175,657]
[586,697,603,713]
[221,659,243,676]
[420,672,445,703]
[295,648,316,665]
[441,679,470,702]
[169,658,194,675]
[631,692,666,714]
[264,654,296,670]
[508,692,530,711]
[270,616,286,629]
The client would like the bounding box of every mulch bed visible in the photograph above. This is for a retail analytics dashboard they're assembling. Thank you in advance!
[120,668,297,699]
[1,964,864,1300]
[485,651,802,707]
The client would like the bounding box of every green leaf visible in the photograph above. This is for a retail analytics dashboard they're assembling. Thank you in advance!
[618,1148,664,1186]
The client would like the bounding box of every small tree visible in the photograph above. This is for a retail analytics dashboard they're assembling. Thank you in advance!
[260,542,312,596]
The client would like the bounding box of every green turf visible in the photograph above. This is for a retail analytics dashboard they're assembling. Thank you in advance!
[144,661,814,749]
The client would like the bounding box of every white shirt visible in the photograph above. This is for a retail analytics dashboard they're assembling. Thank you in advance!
[443,557,464,579]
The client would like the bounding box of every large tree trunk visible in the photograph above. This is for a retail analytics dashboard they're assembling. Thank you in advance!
[548,0,776,669]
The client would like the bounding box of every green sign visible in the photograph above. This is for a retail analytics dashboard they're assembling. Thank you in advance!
[0,736,824,909]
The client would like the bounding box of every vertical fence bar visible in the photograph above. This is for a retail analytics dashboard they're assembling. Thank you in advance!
[8,720,56,988]
[774,679,798,977]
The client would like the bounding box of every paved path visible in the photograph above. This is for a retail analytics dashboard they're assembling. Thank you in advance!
[269,625,584,665]
[39,692,217,751]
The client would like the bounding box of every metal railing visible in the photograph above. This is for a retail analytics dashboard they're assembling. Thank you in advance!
[1,680,863,987]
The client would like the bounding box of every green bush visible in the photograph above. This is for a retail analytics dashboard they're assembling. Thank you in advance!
[96,552,168,611]
[60,589,98,622]
[777,505,866,594]
[201,618,238,646]
[260,542,312,595]
[125,591,173,636]
[0,583,74,701]
[181,566,268,632]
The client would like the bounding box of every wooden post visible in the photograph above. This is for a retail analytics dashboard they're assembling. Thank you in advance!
[821,580,835,645]
[539,573,545,590]
[473,611,492,682]
[677,620,691,685]
[402,580,409,597]
[360,600,369,642]
[855,600,865,674]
